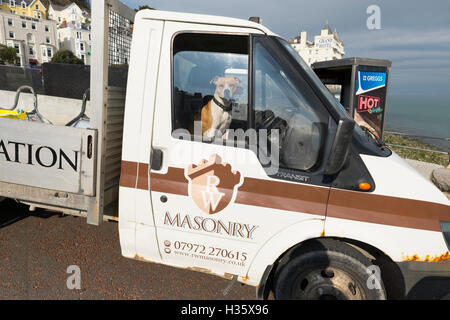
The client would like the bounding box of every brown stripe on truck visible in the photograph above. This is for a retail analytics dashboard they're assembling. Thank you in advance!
[137,163,149,190]
[235,177,329,216]
[119,161,450,232]
[120,160,138,188]
[149,167,329,216]
[120,161,150,190]
[150,166,188,196]
[327,189,450,232]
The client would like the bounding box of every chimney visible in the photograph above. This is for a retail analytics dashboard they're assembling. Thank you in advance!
[300,31,307,46]
[249,17,262,24]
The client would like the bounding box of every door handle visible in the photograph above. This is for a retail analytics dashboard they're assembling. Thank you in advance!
[151,148,163,170]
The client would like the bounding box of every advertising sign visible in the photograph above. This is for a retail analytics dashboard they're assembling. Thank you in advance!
[354,69,387,137]
[0,119,96,195]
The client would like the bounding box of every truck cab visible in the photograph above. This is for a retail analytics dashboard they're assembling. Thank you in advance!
[0,1,448,300]
[118,10,450,299]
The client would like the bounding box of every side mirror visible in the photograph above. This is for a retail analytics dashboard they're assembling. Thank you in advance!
[324,118,355,175]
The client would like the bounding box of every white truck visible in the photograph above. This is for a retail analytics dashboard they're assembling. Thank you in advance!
[0,0,449,300]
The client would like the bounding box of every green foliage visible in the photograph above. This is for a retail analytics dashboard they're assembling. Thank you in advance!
[51,50,84,65]
[384,133,448,166]
[0,44,19,65]
[135,5,155,12]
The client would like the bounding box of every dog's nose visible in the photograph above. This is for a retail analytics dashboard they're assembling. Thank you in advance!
[223,89,231,99]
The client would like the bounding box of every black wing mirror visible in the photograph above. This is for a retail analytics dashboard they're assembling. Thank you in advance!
[324,118,355,175]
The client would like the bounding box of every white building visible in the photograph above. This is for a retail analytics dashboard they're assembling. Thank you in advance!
[289,24,345,66]
[57,20,91,64]
[48,1,89,26]
[48,2,91,65]
[0,10,58,66]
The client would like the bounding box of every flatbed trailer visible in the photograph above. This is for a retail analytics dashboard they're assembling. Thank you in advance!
[0,0,133,225]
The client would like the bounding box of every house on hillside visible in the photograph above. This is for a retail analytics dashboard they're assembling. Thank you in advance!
[48,1,89,25]
[0,9,58,66]
[0,0,47,19]
[48,1,91,64]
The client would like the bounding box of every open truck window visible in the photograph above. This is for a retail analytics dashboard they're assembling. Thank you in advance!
[172,33,249,136]
[171,33,329,172]
[253,37,329,172]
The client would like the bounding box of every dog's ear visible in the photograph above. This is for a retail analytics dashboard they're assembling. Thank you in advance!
[234,77,241,83]
[210,76,219,85]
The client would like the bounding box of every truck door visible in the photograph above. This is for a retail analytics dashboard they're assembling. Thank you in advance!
[150,25,333,278]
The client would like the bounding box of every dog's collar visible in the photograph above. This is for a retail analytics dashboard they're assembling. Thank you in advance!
[213,96,233,112]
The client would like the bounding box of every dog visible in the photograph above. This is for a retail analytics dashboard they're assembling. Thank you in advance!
[200,76,241,138]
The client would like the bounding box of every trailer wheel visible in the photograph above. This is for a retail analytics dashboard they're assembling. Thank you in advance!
[274,239,386,300]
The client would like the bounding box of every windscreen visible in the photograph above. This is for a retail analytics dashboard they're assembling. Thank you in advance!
[275,37,352,122]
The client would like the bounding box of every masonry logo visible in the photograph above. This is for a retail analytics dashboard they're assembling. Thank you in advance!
[186,154,242,215]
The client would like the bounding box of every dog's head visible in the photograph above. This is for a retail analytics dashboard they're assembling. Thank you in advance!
[210,76,241,100]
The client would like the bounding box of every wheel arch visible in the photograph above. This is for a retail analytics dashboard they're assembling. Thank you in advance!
[246,218,325,287]
[257,236,406,300]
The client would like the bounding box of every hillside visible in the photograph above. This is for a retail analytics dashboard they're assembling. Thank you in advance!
[42,0,90,10]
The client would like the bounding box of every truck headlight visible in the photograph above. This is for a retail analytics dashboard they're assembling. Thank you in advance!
[441,222,450,250]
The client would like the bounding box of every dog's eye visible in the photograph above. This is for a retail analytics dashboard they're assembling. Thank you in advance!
[219,85,224,88]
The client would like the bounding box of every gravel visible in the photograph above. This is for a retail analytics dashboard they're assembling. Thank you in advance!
[0,199,254,300]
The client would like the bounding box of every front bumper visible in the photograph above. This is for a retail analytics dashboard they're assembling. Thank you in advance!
[397,260,450,299]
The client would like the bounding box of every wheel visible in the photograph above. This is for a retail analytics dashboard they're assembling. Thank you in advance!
[274,239,386,300]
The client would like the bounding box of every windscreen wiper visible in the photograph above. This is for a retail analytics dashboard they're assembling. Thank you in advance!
[361,126,386,150]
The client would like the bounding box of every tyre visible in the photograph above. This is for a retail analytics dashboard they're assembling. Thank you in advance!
[274,239,386,300]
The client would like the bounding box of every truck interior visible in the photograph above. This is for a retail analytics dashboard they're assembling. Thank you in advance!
[171,33,330,172]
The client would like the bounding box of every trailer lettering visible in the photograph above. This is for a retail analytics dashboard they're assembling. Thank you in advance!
[0,140,11,162]
[35,146,57,168]
[59,149,78,171]
[0,139,79,171]
[27,143,33,165]
[164,212,258,240]
[8,141,26,163]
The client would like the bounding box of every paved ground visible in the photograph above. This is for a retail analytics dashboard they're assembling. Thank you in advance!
[405,159,443,180]
[1,190,448,300]
[0,199,255,300]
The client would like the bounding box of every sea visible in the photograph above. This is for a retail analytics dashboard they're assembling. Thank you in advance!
[384,96,450,152]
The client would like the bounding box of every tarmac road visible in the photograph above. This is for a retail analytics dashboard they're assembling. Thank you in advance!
[1,199,448,300]
[0,199,255,300]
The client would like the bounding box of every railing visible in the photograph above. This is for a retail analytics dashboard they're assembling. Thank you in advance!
[384,131,450,156]
[386,143,448,155]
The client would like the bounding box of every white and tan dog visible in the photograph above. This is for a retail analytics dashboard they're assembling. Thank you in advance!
[201,76,240,138]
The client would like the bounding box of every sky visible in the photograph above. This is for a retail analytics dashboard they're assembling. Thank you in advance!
[121,0,450,98]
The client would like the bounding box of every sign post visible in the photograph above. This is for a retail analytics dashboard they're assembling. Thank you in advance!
[312,58,391,138]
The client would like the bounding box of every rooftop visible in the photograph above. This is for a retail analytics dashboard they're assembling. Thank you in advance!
[136,10,277,36]
[288,23,343,45]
